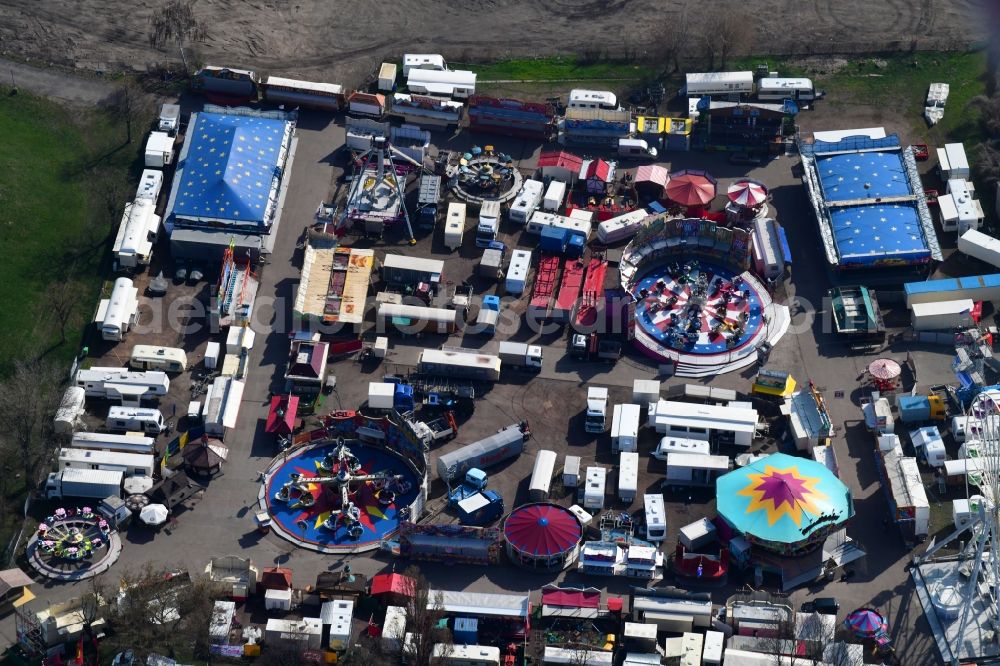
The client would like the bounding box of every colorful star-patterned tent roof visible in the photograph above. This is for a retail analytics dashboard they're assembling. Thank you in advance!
[817,151,912,202]
[172,111,290,225]
[716,452,852,545]
[829,203,928,262]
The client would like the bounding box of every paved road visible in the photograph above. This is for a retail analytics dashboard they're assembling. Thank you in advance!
[0,57,114,106]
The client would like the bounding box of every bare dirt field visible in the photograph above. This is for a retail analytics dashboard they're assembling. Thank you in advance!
[0,0,991,86]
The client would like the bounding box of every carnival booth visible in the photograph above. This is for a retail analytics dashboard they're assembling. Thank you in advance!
[716,452,853,557]
[634,165,670,201]
[504,503,583,571]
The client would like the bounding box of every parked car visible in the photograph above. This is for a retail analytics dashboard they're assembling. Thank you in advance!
[912,143,930,161]
[801,597,839,615]
[729,151,765,166]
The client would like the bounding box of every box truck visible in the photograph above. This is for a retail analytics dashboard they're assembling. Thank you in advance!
[618,452,639,503]
[105,406,166,434]
[45,468,124,500]
[611,404,641,452]
[435,422,530,482]
[476,200,502,248]
[158,103,180,134]
[585,387,609,433]
[497,341,543,372]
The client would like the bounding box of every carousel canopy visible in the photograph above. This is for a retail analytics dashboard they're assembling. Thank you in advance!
[844,608,887,638]
[716,452,852,545]
[867,358,901,381]
[666,169,717,206]
[727,179,768,207]
[504,503,582,557]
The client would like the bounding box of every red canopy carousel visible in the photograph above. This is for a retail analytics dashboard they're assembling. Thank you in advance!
[727,179,768,207]
[503,503,583,571]
[666,169,717,207]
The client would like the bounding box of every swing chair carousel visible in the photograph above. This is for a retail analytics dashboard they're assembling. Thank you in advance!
[447,145,524,205]
[263,437,422,553]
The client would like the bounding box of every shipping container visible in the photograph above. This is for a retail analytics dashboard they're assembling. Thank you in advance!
[911,298,974,331]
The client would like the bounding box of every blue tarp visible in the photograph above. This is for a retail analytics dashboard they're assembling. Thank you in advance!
[647,201,666,214]
[777,227,792,264]
[172,111,289,225]
[905,273,1000,296]
[817,151,912,202]
[830,203,928,264]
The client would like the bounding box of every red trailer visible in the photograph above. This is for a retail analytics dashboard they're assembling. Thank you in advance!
[553,258,585,323]
[529,254,561,320]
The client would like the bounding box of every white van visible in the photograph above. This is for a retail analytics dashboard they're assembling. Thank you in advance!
[618,138,658,159]
[106,406,166,435]
[130,345,188,373]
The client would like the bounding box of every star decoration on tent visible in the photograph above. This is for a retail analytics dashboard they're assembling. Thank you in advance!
[737,465,829,527]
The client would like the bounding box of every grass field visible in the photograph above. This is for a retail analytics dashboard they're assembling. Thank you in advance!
[0,87,142,372]
[462,57,656,83]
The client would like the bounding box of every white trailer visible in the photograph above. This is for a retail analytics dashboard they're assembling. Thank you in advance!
[938,143,971,180]
[135,169,164,202]
[563,455,581,488]
[543,180,566,212]
[506,249,531,295]
[144,131,174,168]
[632,379,660,406]
[756,77,815,102]
[665,453,731,487]
[71,432,155,455]
[567,89,618,110]
[203,376,246,438]
[377,63,397,92]
[402,53,447,76]
[74,367,170,400]
[685,71,754,97]
[583,466,606,510]
[618,452,639,503]
[432,643,501,666]
[679,517,717,550]
[129,345,188,373]
[911,299,974,331]
[940,179,984,234]
[702,630,724,665]
[94,278,139,341]
[476,200,501,248]
[53,386,87,435]
[597,209,651,245]
[653,436,710,461]
[105,406,165,434]
[112,197,160,268]
[381,605,407,653]
[418,349,502,381]
[643,493,666,542]
[529,449,558,502]
[509,179,545,224]
[958,228,1000,268]
[368,382,395,410]
[406,68,477,99]
[611,404,641,453]
[525,211,591,238]
[58,448,154,477]
[444,202,467,251]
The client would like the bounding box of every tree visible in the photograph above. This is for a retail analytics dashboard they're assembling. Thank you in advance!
[43,280,87,345]
[700,4,755,70]
[651,2,693,74]
[148,0,207,72]
[102,79,153,145]
[0,358,63,487]
[400,565,453,665]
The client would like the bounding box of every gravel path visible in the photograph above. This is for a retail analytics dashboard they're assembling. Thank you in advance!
[0,56,114,106]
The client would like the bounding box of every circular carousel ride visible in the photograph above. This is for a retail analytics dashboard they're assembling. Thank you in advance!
[632,259,765,356]
[447,146,524,205]
[28,507,121,580]
[266,438,420,553]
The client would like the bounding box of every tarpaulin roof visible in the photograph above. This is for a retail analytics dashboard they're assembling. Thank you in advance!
[635,165,669,188]
[370,573,416,598]
[504,503,582,557]
[265,395,299,435]
[586,159,613,182]
[172,111,289,224]
[260,566,293,591]
[716,452,852,545]
[538,150,583,170]
[541,585,601,609]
